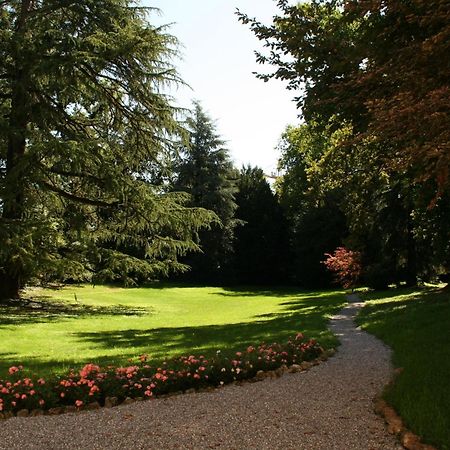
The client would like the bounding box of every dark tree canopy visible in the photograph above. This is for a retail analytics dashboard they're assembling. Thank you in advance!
[232,166,290,285]
[276,124,348,287]
[0,1,214,300]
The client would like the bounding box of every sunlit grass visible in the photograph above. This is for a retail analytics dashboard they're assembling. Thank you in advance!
[0,284,346,378]
[356,286,450,450]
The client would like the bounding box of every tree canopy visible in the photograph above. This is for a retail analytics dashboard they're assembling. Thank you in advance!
[237,0,450,200]
[232,166,290,284]
[0,0,214,300]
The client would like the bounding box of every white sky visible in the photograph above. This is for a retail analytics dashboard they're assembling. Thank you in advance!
[143,0,299,174]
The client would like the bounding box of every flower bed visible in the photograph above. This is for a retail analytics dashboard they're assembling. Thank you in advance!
[0,333,324,417]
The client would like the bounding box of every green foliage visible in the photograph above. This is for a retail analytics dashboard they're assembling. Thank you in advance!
[238,0,450,194]
[174,102,237,282]
[0,1,215,298]
[357,287,450,449]
[276,123,348,287]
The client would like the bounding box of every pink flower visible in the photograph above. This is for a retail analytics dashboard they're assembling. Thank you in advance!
[39,399,45,406]
[89,385,100,396]
[75,400,83,407]
[8,366,19,375]
[79,363,100,378]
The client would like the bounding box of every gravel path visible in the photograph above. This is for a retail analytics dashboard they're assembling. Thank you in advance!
[0,296,402,450]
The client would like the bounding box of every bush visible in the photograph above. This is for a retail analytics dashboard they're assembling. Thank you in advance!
[323,247,362,290]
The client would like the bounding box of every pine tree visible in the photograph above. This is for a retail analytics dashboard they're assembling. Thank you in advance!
[0,1,214,300]
[174,102,238,282]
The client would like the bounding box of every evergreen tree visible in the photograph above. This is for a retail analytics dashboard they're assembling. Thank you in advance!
[232,166,290,285]
[0,1,214,300]
[174,103,238,282]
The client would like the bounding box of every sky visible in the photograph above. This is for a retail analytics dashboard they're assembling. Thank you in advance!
[143,0,300,174]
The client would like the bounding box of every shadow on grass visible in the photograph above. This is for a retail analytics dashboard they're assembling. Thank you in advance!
[215,286,333,299]
[0,292,345,377]
[72,295,341,349]
[359,287,449,325]
[0,297,150,327]
[361,285,441,302]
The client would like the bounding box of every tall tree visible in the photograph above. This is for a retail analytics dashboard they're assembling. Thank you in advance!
[232,166,290,285]
[174,102,238,282]
[0,1,214,300]
[277,123,348,287]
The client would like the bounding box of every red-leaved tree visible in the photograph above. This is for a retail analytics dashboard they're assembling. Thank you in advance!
[323,247,362,291]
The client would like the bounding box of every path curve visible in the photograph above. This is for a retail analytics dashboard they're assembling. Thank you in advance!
[0,296,402,449]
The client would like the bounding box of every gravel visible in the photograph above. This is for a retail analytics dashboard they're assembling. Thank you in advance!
[0,296,402,449]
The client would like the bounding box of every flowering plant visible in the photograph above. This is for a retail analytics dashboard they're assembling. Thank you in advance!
[0,332,323,415]
[323,247,362,290]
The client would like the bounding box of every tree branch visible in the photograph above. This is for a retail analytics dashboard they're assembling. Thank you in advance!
[40,180,120,208]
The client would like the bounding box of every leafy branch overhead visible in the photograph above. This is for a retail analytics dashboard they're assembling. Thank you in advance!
[237,0,450,197]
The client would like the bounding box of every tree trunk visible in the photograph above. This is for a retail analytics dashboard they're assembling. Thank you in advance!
[0,0,33,303]
[404,197,417,287]
[0,273,21,301]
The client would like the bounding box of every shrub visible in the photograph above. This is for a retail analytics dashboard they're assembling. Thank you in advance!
[323,247,362,290]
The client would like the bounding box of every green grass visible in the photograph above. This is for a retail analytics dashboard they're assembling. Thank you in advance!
[0,284,345,378]
[356,286,450,450]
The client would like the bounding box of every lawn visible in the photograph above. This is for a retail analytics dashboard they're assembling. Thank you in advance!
[0,284,346,378]
[356,286,450,450]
